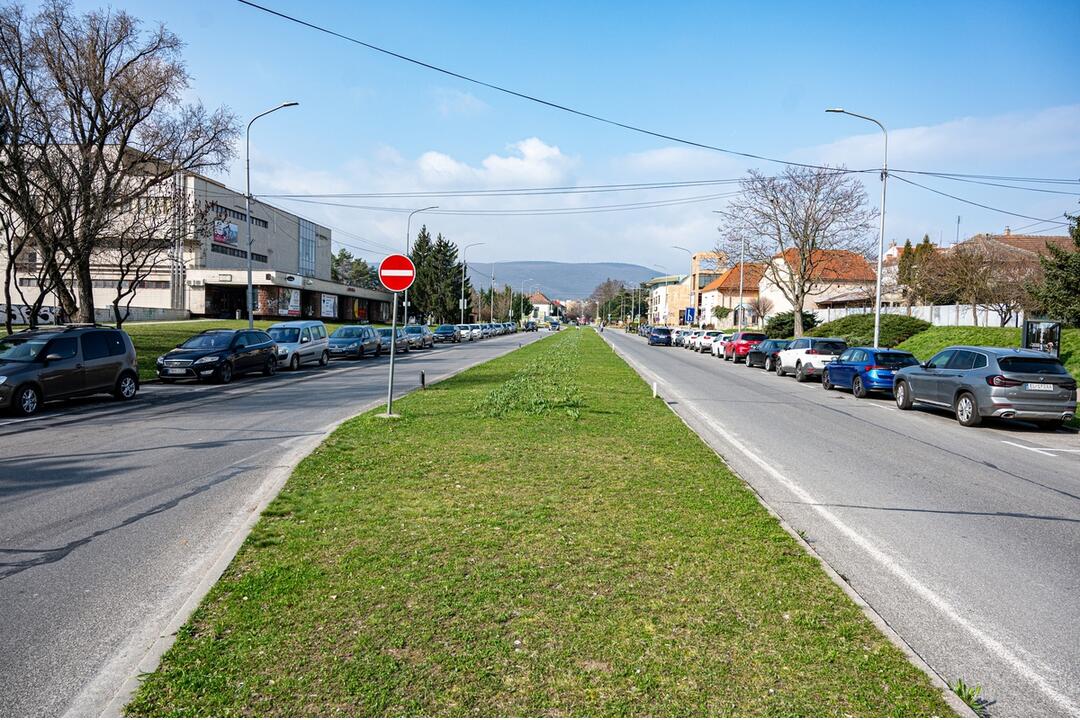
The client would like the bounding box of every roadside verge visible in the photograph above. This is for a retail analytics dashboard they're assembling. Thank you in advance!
[126,328,958,716]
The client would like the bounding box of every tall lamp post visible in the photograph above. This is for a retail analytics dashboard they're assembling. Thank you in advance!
[827,107,888,348]
[672,245,696,327]
[518,277,534,324]
[245,101,298,329]
[460,242,484,324]
[403,205,437,324]
[712,209,746,329]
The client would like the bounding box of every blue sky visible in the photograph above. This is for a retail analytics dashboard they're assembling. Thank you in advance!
[60,0,1080,273]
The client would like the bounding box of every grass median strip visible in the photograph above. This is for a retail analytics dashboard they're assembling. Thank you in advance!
[127,328,954,717]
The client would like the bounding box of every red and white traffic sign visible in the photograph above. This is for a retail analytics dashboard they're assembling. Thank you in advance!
[378,254,416,293]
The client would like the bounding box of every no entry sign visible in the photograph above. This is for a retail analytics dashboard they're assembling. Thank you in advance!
[378,254,416,293]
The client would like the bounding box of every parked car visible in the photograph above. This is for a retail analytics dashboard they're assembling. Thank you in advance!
[455,324,474,341]
[721,331,769,362]
[745,339,791,371]
[434,324,462,343]
[711,333,733,357]
[776,337,848,381]
[1,326,139,415]
[157,328,276,384]
[673,329,690,347]
[698,330,722,354]
[267,320,330,370]
[648,327,673,346]
[328,325,381,359]
[894,346,1077,429]
[685,330,704,350]
[404,324,434,349]
[468,323,484,340]
[524,321,538,332]
[377,326,410,353]
[822,347,919,398]
[550,321,561,331]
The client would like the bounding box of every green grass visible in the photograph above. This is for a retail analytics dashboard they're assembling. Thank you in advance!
[126,328,953,717]
[810,313,930,348]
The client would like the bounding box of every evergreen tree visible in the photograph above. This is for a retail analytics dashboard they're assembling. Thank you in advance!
[1031,213,1080,326]
[409,226,435,321]
[431,234,461,323]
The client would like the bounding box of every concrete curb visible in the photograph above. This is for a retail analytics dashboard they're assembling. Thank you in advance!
[597,330,976,719]
[70,335,545,718]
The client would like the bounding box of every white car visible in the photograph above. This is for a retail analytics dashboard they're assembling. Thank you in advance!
[711,333,733,357]
[456,324,474,341]
[697,330,722,354]
[267,320,330,371]
[775,337,849,382]
[468,324,483,340]
[685,330,704,350]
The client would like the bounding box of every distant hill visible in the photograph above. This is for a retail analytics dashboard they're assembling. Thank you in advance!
[465,261,660,300]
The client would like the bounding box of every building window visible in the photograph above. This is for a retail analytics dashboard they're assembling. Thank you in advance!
[299,219,317,276]
[210,203,268,228]
[211,243,267,263]
[90,279,171,289]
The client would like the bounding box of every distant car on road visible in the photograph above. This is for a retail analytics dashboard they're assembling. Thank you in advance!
[710,333,733,357]
[268,320,330,370]
[1,326,140,415]
[524,321,538,332]
[648,327,673,346]
[745,339,791,371]
[158,328,276,384]
[822,347,919,398]
[722,331,768,362]
[685,330,704,351]
[377,327,410,353]
[894,346,1077,429]
[776,337,848,381]
[698,330,722,354]
[404,324,434,349]
[455,324,474,341]
[434,324,462,343]
[328,325,381,359]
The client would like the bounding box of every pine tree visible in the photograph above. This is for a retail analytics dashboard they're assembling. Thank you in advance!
[409,226,435,321]
[431,234,460,323]
[1031,213,1080,326]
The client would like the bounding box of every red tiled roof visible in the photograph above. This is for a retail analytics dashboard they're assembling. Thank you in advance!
[774,249,876,282]
[965,233,1072,255]
[529,291,552,304]
[702,263,765,293]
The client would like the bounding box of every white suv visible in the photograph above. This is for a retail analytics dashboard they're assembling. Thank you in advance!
[697,330,722,354]
[776,337,848,382]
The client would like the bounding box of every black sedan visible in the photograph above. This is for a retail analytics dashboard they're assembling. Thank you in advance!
[433,324,462,343]
[328,325,381,359]
[745,338,791,372]
[157,329,277,383]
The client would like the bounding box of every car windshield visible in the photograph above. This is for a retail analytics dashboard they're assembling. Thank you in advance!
[437,325,456,332]
[268,327,300,343]
[740,333,767,342]
[999,357,1069,374]
[875,352,919,368]
[706,331,720,337]
[0,336,49,361]
[180,333,233,350]
[332,327,363,338]
[814,341,847,354]
[653,328,671,335]
[405,326,422,334]
[377,328,393,337]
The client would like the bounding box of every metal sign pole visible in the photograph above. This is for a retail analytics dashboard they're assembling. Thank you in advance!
[386,291,399,416]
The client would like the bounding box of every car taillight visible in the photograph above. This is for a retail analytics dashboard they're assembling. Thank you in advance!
[985,375,1023,387]
[864,365,885,372]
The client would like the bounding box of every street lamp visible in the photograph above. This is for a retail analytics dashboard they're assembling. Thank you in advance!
[672,245,697,327]
[713,209,745,330]
[403,205,437,323]
[827,107,888,348]
[460,242,484,324]
[519,277,534,324]
[245,101,298,329]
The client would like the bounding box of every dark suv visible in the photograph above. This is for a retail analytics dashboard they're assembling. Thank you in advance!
[0,326,139,415]
[156,329,277,383]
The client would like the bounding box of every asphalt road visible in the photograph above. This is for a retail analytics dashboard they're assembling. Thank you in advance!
[0,331,543,717]
[604,330,1080,717]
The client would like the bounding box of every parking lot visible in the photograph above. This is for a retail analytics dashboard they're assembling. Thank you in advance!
[606,329,1080,717]
[0,329,543,717]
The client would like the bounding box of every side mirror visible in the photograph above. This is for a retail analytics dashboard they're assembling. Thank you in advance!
[235,342,246,350]
[45,352,63,363]
[301,336,311,344]
[920,361,930,369]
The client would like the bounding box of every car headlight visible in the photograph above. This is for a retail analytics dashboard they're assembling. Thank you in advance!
[0,375,7,385]
[348,342,359,348]
[156,355,164,365]
[277,347,288,355]
[194,355,219,364]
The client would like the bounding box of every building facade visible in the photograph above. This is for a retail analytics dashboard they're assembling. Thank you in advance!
[700,263,765,328]
[645,274,690,326]
[2,171,394,324]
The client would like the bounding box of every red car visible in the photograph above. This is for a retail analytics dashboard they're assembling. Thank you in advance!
[721,331,768,362]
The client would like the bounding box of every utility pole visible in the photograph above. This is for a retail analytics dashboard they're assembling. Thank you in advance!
[489,263,495,323]
[460,242,484,324]
[403,206,437,325]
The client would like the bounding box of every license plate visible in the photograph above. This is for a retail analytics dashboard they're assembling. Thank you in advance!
[1025,383,1055,391]
[165,368,186,375]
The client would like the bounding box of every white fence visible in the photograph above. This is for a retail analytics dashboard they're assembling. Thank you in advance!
[814,304,1023,328]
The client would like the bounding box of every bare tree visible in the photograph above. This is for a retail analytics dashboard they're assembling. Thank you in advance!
[976,243,1042,327]
[0,1,237,323]
[716,167,877,337]
[936,245,992,326]
[747,295,773,326]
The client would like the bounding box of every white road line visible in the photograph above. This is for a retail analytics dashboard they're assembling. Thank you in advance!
[612,336,1080,716]
[1001,440,1058,457]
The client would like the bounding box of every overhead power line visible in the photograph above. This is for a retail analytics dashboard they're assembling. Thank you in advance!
[891,174,1067,224]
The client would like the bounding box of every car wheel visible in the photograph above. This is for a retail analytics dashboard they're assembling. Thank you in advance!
[775,359,786,377]
[289,354,300,371]
[216,362,234,384]
[895,380,913,410]
[263,356,277,376]
[375,345,382,357]
[852,375,867,399]
[955,392,981,427]
[319,351,329,367]
[795,363,807,382]
[14,384,41,416]
[821,370,833,391]
[113,371,138,400]
[763,356,773,372]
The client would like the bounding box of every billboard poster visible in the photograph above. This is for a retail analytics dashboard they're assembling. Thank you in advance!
[213,219,239,245]
[320,293,337,318]
[287,289,301,317]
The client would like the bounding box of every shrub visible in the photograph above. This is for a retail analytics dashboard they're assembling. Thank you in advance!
[764,310,819,338]
[810,313,930,348]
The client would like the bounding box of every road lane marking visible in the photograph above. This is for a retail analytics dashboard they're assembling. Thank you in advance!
[1001,440,1059,457]
[605,332,1080,716]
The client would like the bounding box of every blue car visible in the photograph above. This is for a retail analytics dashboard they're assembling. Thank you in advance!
[821,347,919,398]
[648,327,673,346]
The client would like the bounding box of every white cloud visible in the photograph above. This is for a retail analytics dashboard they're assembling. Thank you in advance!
[432,88,489,117]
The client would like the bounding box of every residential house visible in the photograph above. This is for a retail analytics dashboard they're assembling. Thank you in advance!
[644,274,689,326]
[700,263,766,328]
[758,249,877,318]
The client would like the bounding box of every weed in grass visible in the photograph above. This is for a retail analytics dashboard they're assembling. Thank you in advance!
[952,677,991,716]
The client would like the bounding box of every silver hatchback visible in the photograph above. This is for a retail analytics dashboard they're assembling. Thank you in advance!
[894,345,1077,429]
